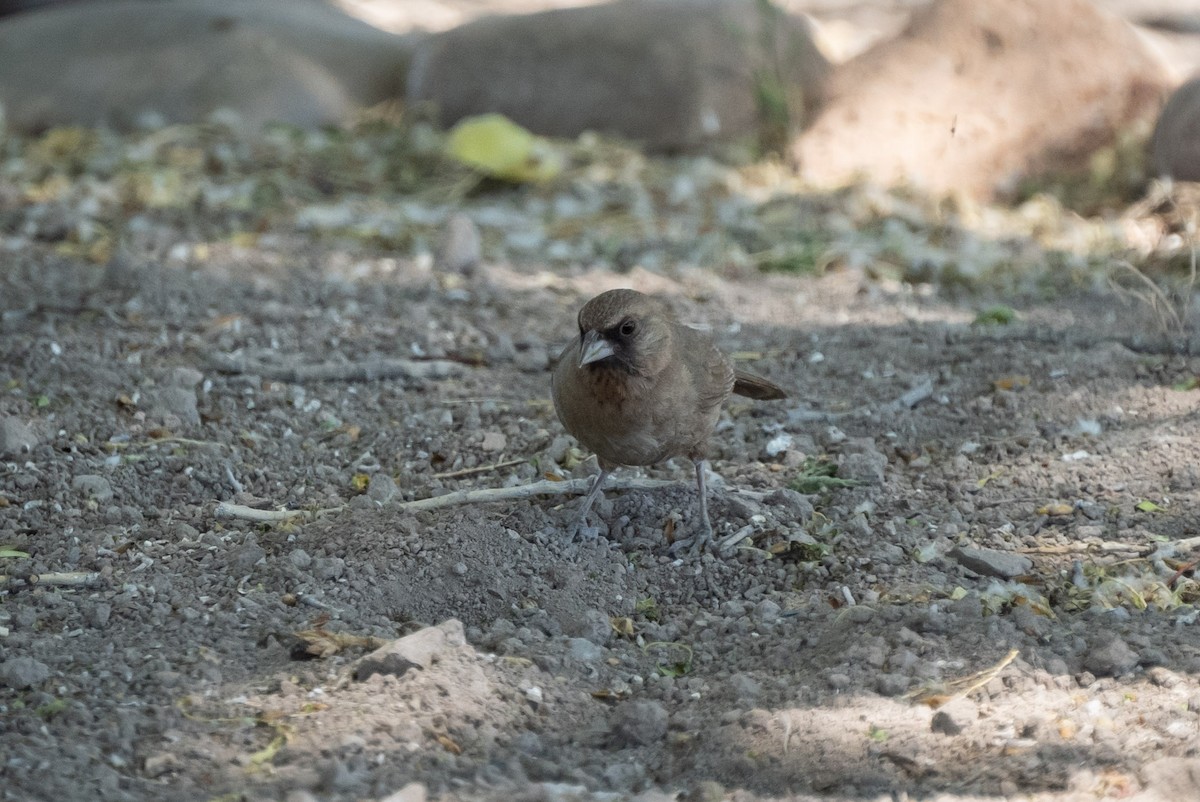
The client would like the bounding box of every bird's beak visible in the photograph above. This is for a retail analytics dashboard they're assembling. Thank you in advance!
[578,330,615,367]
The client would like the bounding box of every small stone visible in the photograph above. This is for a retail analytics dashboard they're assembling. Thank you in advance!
[563,608,611,645]
[950,546,1033,579]
[566,637,603,664]
[876,673,909,696]
[763,488,814,522]
[354,619,467,681]
[839,449,886,485]
[288,548,313,569]
[1083,637,1140,677]
[312,556,345,580]
[931,710,962,735]
[366,473,398,504]
[435,213,481,276]
[228,539,266,574]
[610,700,668,746]
[753,599,781,624]
[481,431,507,452]
[682,780,726,802]
[0,656,50,689]
[826,672,851,690]
[0,416,37,457]
[729,672,761,702]
[151,386,200,426]
[602,761,645,791]
[71,474,114,504]
[167,366,204,388]
[143,752,180,778]
[87,603,112,629]
[379,782,428,802]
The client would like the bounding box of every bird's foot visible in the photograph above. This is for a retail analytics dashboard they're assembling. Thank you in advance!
[667,522,715,556]
[565,517,603,542]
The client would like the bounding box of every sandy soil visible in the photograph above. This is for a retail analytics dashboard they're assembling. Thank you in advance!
[3,217,1200,802]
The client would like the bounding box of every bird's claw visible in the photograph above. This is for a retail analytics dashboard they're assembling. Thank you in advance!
[668,524,714,556]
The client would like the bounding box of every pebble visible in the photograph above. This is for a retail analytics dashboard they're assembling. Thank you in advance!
[151,386,200,426]
[481,430,507,452]
[609,700,668,746]
[763,488,814,521]
[930,710,962,735]
[312,556,346,580]
[753,599,781,624]
[875,673,909,696]
[949,546,1033,579]
[228,539,267,574]
[367,473,398,504]
[0,416,37,456]
[566,637,603,664]
[1083,637,1140,677]
[838,450,887,485]
[71,473,115,503]
[0,656,51,689]
[565,608,612,645]
[288,548,313,569]
[143,752,180,778]
[354,619,467,681]
[728,672,761,702]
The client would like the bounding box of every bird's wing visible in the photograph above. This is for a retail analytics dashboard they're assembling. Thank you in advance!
[732,369,788,400]
[676,325,735,413]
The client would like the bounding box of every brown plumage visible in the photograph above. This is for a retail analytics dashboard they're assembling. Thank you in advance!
[551,288,787,551]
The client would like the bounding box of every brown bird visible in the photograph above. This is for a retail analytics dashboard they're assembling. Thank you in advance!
[551,288,787,552]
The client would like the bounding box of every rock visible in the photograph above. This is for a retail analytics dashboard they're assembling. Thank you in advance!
[950,546,1032,579]
[930,710,962,735]
[1152,78,1200,180]
[609,700,669,747]
[408,0,829,153]
[288,548,313,569]
[71,474,114,503]
[876,673,909,696]
[0,656,51,689]
[150,386,200,427]
[312,556,345,581]
[562,608,612,645]
[143,752,180,778]
[838,450,887,485]
[354,619,467,681]
[602,760,645,791]
[0,0,410,134]
[763,488,814,522]
[753,599,781,624]
[1132,758,1200,802]
[228,538,266,574]
[566,637,604,664]
[793,0,1169,200]
[0,416,38,457]
[481,431,507,452]
[435,213,481,276]
[379,782,428,802]
[366,473,398,504]
[729,672,761,702]
[1083,636,1140,677]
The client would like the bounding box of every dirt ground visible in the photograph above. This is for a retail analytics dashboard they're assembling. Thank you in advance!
[3,126,1200,802]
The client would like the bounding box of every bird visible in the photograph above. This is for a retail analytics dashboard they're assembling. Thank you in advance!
[551,288,787,552]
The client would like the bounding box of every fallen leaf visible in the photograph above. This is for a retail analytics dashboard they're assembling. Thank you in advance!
[1037,502,1074,517]
[436,734,462,755]
[992,375,1031,392]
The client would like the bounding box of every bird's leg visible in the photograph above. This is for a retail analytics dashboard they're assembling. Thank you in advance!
[567,467,609,540]
[668,459,716,555]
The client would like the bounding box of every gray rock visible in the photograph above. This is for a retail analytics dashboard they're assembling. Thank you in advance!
[0,416,38,457]
[563,608,612,645]
[435,213,481,276]
[312,556,345,580]
[1083,637,1140,677]
[876,673,910,696]
[0,656,51,689]
[729,672,761,702]
[838,450,887,485]
[379,782,428,802]
[228,539,266,574]
[763,488,814,522]
[151,386,200,427]
[366,473,398,504]
[409,0,829,153]
[609,700,668,746]
[87,602,112,629]
[950,546,1033,579]
[566,637,603,664]
[602,760,645,791]
[931,710,962,735]
[288,548,313,569]
[753,599,781,624]
[1153,77,1200,180]
[0,0,410,133]
[354,619,467,681]
[71,474,114,504]
[167,366,204,388]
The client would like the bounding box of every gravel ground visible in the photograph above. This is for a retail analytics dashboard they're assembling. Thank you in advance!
[2,124,1200,802]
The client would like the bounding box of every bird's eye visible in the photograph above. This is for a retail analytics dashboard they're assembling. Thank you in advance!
[619,319,637,337]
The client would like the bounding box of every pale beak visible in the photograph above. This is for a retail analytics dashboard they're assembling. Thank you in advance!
[578,330,615,367]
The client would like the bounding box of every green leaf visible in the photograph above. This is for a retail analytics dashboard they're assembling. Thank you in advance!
[0,547,30,559]
[1135,500,1162,513]
[973,305,1017,325]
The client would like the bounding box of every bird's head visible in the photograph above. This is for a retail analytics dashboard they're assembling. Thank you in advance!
[576,289,674,377]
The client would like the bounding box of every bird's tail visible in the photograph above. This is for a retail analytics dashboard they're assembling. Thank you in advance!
[732,369,788,400]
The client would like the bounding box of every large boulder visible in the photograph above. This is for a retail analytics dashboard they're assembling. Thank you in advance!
[793,0,1171,200]
[407,0,830,153]
[1151,75,1200,180]
[0,0,411,133]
